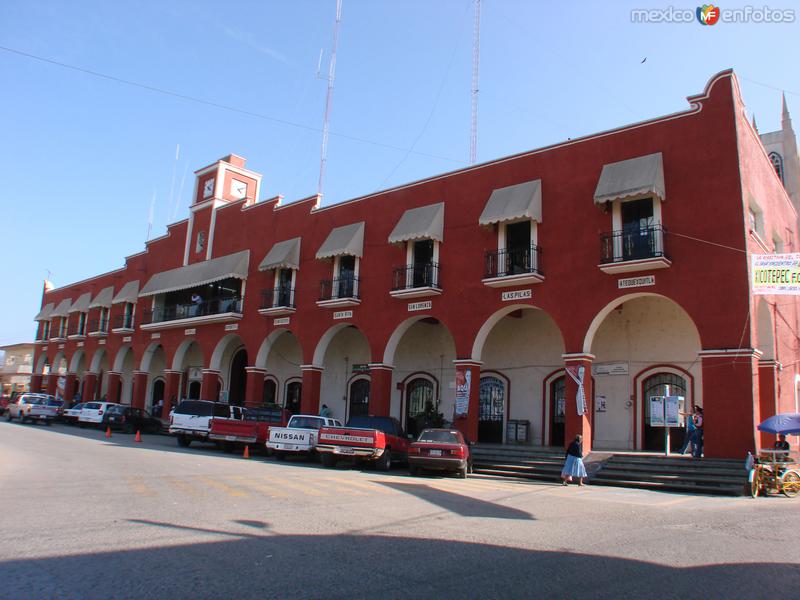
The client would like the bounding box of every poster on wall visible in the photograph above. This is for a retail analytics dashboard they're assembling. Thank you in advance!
[565,365,588,416]
[649,396,665,427]
[454,368,471,417]
[752,253,800,295]
[56,376,66,399]
[665,396,683,427]
[595,396,607,412]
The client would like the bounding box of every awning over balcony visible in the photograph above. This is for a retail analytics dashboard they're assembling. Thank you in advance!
[34,303,55,321]
[68,293,92,313]
[388,203,445,244]
[593,152,665,204]
[50,298,72,318]
[89,286,114,309]
[139,250,250,297]
[112,280,140,304]
[316,222,365,259]
[479,180,542,225]
[259,237,301,271]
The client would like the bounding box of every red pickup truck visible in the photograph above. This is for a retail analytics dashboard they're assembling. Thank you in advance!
[316,416,409,471]
[208,405,290,453]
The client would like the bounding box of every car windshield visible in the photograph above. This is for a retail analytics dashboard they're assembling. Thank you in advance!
[107,405,126,414]
[24,397,46,405]
[175,401,214,417]
[245,408,284,423]
[212,403,232,418]
[289,416,323,430]
[418,430,461,444]
[47,399,64,407]
[84,403,101,410]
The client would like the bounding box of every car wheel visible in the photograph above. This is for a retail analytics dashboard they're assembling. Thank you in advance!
[409,465,419,477]
[458,465,468,479]
[321,453,336,468]
[223,442,234,454]
[177,435,191,448]
[275,451,285,461]
[5,412,11,422]
[45,420,52,427]
[377,447,392,471]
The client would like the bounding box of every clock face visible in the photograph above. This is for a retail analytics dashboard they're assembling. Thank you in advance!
[231,179,247,199]
[203,178,215,198]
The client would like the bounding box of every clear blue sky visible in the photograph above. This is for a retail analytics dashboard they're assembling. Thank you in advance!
[0,0,798,347]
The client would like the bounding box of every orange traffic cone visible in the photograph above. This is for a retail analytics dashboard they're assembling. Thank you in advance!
[135,430,142,443]
[243,445,250,459]
[105,426,112,439]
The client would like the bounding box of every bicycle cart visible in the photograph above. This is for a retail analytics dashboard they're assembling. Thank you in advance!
[747,449,800,498]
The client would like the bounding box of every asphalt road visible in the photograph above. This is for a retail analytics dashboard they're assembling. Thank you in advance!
[1,420,798,600]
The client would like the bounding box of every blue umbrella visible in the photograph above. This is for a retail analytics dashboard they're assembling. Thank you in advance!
[757,413,800,435]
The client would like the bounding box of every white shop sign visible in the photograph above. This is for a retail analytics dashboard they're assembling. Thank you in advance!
[150,333,161,339]
[501,289,532,301]
[408,300,432,312]
[618,275,655,289]
[273,317,290,326]
[185,328,196,335]
[592,362,629,376]
[122,337,132,343]
[225,323,239,331]
[333,310,353,320]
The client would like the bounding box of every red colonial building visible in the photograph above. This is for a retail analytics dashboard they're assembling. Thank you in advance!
[30,70,800,458]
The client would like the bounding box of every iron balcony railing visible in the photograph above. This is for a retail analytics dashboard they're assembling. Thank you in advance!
[113,313,135,330]
[260,287,295,310]
[67,322,86,337]
[143,296,243,324]
[484,245,542,279]
[392,262,441,290]
[88,318,109,333]
[319,277,360,301]
[600,224,667,264]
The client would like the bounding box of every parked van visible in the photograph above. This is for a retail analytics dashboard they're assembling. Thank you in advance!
[169,400,244,447]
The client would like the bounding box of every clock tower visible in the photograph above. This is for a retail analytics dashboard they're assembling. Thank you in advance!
[184,154,262,265]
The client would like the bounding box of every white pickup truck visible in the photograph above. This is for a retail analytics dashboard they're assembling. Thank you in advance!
[5,394,59,424]
[267,414,342,459]
[169,400,245,447]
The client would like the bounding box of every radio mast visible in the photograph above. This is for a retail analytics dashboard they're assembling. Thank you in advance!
[470,0,481,165]
[318,0,343,198]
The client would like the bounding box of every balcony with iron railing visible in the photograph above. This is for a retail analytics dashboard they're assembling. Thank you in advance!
[483,245,544,287]
[599,224,671,274]
[112,313,135,332]
[390,262,442,298]
[88,317,109,336]
[317,276,361,308]
[259,287,296,317]
[67,321,87,339]
[141,296,243,330]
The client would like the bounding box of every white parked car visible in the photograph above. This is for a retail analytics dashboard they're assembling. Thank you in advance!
[63,402,85,424]
[78,402,120,427]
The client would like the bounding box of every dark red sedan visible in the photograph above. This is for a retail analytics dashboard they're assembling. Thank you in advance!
[408,428,471,478]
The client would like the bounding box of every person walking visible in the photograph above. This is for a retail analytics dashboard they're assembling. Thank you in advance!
[561,434,588,486]
[693,407,704,458]
[679,406,698,455]
[319,404,332,418]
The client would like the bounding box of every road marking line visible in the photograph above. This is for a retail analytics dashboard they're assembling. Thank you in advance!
[198,476,250,498]
[254,476,328,497]
[334,478,392,494]
[166,477,201,497]
[125,476,157,496]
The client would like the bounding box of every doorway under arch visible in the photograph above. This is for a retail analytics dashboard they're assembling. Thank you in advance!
[285,380,302,415]
[405,377,435,438]
[228,348,248,406]
[642,371,688,452]
[478,376,505,444]
[348,378,370,420]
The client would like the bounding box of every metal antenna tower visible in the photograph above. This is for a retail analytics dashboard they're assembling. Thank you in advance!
[318,0,343,198]
[470,0,481,165]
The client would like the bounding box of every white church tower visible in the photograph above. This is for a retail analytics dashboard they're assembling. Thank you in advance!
[759,94,800,215]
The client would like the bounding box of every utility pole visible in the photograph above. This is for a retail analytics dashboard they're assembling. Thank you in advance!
[318,0,343,198]
[470,0,481,165]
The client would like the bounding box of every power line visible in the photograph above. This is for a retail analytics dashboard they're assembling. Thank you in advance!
[0,44,466,166]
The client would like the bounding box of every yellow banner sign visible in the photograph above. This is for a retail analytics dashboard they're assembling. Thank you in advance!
[752,253,800,295]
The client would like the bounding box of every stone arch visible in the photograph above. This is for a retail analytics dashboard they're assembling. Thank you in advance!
[89,348,108,373]
[314,323,372,367]
[171,338,202,371]
[470,304,552,362]
[34,353,49,375]
[139,342,164,372]
[582,292,701,354]
[112,345,134,372]
[383,315,454,366]
[755,298,775,360]
[255,328,299,369]
[69,349,86,373]
[209,334,246,372]
[52,351,68,375]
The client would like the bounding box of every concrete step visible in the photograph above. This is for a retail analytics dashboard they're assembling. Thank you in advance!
[592,469,745,487]
[598,462,745,477]
[472,466,558,482]
[590,477,744,496]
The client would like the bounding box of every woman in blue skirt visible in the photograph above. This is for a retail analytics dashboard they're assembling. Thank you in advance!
[561,434,587,486]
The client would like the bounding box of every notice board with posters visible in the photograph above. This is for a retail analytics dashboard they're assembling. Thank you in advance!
[649,396,665,427]
[665,396,683,427]
[454,368,471,417]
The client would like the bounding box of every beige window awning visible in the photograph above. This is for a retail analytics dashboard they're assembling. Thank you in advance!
[139,250,250,297]
[259,237,301,271]
[34,302,55,322]
[479,180,542,225]
[68,292,92,313]
[50,298,73,318]
[112,281,140,304]
[89,286,114,309]
[316,222,365,259]
[388,203,445,244]
[593,152,665,204]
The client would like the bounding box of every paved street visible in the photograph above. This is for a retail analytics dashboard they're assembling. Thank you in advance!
[1,421,798,599]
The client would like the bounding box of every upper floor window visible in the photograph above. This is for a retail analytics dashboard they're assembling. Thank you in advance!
[123,302,135,329]
[388,203,444,294]
[749,202,765,239]
[41,320,50,340]
[257,237,300,313]
[316,223,364,305]
[769,152,785,184]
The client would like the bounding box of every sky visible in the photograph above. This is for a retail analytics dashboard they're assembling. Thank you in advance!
[0,0,799,348]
